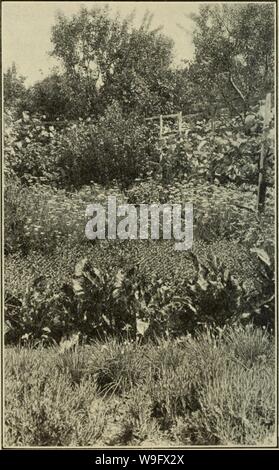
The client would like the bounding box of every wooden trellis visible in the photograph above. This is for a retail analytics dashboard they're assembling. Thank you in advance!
[145,112,183,139]
[145,112,183,161]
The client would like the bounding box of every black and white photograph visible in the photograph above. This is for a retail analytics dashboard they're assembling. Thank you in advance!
[1,0,277,450]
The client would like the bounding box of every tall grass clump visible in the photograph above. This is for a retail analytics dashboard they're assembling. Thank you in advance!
[5,346,106,446]
[87,339,145,396]
[5,325,275,447]
[171,326,275,445]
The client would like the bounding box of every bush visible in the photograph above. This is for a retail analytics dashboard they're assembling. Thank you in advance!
[244,246,275,329]
[156,111,274,187]
[5,276,61,345]
[4,110,60,184]
[59,102,160,188]
[181,252,247,328]
[5,103,274,190]
[5,103,160,189]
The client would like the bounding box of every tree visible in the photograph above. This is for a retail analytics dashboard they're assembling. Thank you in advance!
[25,73,69,120]
[4,63,27,112]
[50,5,175,117]
[188,3,274,117]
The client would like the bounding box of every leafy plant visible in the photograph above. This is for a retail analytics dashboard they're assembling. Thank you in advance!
[245,247,275,329]
[5,276,60,345]
[181,252,248,328]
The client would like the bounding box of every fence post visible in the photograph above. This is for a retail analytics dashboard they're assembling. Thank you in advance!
[178,111,182,135]
[159,115,163,139]
[257,93,271,214]
[210,105,215,133]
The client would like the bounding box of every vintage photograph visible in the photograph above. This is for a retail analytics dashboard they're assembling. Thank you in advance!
[1,0,277,448]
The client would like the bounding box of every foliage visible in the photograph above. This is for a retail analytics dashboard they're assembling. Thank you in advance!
[172,327,275,445]
[244,246,275,329]
[5,277,61,345]
[51,258,182,341]
[55,102,159,187]
[127,178,274,244]
[189,3,274,115]
[87,340,145,396]
[5,347,105,446]
[4,179,124,254]
[4,104,159,188]
[50,6,174,118]
[182,253,247,328]
[4,110,60,184]
[5,326,275,446]
[4,63,27,113]
[4,238,257,304]
[5,100,274,191]
[222,324,274,369]
[3,3,276,448]
[25,73,69,121]
[151,111,274,187]
[5,241,274,345]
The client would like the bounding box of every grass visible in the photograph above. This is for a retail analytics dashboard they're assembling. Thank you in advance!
[5,325,275,447]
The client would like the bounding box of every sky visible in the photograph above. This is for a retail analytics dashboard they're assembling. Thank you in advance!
[2,1,201,85]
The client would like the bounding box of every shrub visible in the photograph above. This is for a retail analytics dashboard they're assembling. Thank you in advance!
[244,246,275,329]
[59,102,160,188]
[4,110,60,185]
[5,104,160,189]
[182,252,247,328]
[155,111,274,187]
[5,276,61,345]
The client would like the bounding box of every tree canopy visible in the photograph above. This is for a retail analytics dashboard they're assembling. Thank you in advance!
[4,63,27,113]
[50,5,175,118]
[189,3,274,116]
[4,3,275,120]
